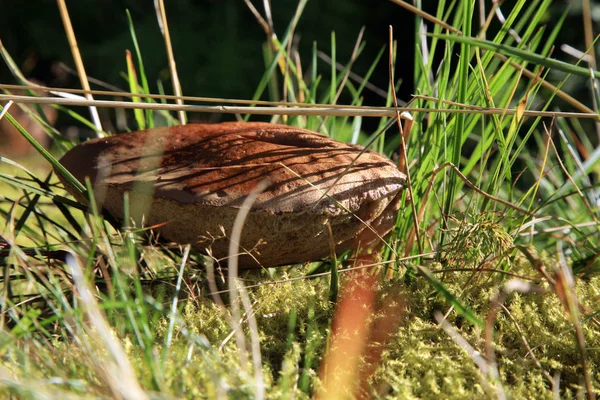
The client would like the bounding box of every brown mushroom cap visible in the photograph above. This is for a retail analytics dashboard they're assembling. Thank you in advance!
[57,122,406,268]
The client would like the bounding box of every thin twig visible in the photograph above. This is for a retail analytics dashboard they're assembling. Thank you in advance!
[494,53,596,115]
[2,94,597,119]
[243,0,270,35]
[485,280,546,399]
[428,162,537,216]
[389,0,457,33]
[516,220,600,236]
[262,0,274,36]
[388,26,421,256]
[55,62,126,92]
[435,311,505,398]
[204,252,435,297]
[582,0,597,71]
[0,83,400,110]
[317,51,397,102]
[499,303,555,388]
[432,267,538,281]
[545,124,598,222]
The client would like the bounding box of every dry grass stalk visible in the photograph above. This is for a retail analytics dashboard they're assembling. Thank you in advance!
[55,0,102,133]
[154,0,186,125]
[2,93,598,120]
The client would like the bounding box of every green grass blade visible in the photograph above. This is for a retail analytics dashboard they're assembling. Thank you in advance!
[431,33,600,79]
[126,9,154,128]
[0,107,86,195]
[126,50,146,130]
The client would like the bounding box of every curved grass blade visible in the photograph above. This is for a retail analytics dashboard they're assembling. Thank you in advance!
[0,107,86,195]
[431,33,600,79]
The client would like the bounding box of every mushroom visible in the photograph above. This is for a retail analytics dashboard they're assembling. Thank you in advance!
[57,122,406,269]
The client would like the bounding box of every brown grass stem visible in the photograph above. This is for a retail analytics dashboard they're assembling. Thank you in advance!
[56,0,103,133]
[154,0,186,125]
[2,94,597,120]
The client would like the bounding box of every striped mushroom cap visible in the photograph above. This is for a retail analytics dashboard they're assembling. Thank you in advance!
[57,122,406,268]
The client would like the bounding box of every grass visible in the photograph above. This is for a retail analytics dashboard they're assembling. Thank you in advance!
[1,0,600,398]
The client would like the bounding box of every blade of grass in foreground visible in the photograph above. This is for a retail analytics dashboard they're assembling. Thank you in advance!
[0,157,83,238]
[0,107,86,195]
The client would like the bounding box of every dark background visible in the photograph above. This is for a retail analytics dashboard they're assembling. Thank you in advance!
[0,0,595,130]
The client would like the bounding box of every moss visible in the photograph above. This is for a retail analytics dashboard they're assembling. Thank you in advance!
[359,271,600,399]
[1,242,600,399]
